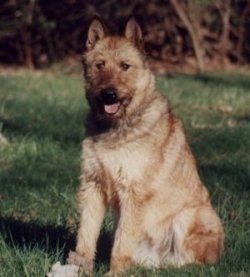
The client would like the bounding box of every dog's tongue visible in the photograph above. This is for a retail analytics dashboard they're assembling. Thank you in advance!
[104,103,120,114]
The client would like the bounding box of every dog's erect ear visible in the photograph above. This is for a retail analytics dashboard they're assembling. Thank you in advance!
[86,17,106,50]
[124,17,144,50]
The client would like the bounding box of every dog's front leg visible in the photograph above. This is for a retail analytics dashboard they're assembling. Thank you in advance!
[106,188,142,276]
[68,183,107,276]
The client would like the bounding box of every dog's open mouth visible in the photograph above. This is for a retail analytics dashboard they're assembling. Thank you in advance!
[97,88,128,116]
[104,102,121,115]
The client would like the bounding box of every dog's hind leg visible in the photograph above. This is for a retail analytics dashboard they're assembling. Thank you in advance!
[183,206,224,264]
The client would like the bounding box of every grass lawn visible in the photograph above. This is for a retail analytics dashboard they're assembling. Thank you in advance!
[0,69,249,276]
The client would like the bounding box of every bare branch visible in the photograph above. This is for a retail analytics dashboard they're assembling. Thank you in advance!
[170,0,205,72]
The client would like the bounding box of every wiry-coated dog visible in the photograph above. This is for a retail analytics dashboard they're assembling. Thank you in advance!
[68,17,224,276]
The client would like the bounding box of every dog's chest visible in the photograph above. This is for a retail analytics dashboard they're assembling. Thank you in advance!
[98,141,151,186]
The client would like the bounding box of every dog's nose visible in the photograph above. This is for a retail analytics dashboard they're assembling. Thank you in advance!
[100,88,118,104]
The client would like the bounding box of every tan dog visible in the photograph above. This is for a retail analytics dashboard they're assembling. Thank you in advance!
[68,17,224,276]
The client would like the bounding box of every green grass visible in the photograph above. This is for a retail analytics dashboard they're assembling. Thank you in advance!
[0,70,249,276]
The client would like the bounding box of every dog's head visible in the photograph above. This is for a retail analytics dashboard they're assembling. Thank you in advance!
[83,17,155,124]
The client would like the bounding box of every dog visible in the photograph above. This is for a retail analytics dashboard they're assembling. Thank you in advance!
[67,17,224,276]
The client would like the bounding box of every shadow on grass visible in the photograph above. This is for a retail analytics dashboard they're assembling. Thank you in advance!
[0,216,112,265]
[199,164,250,193]
[188,127,250,193]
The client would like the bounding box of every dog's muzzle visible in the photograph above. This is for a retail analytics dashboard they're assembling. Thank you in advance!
[100,88,121,115]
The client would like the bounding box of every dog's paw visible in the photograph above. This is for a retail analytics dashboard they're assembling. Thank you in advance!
[67,251,84,267]
[67,251,93,276]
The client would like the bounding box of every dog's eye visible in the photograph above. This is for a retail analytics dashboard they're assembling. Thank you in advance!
[120,62,130,71]
[96,61,105,70]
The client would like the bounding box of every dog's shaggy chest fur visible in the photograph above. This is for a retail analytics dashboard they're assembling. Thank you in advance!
[67,17,224,276]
